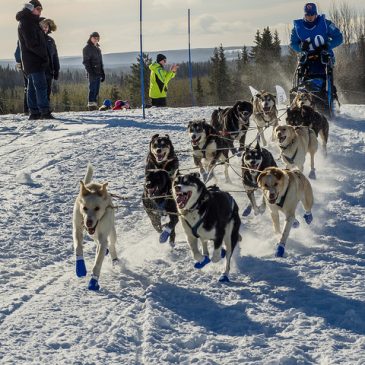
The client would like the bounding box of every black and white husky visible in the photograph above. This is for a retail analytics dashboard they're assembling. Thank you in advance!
[172,172,241,282]
[188,119,230,182]
[142,169,178,245]
[241,142,277,216]
[211,101,253,155]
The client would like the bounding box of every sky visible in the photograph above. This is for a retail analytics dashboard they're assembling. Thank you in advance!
[1,0,364,59]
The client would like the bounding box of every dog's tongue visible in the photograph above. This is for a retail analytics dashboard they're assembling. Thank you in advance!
[157,153,164,161]
[191,137,201,146]
[176,192,191,209]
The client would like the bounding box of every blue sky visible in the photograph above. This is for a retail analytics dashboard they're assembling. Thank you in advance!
[1,0,363,59]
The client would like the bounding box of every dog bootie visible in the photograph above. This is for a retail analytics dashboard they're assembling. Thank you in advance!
[292,219,300,228]
[275,243,285,258]
[242,205,252,217]
[308,169,316,180]
[194,255,211,269]
[303,212,313,225]
[76,257,87,277]
[219,274,230,282]
[88,275,100,291]
[159,226,172,243]
[221,248,226,258]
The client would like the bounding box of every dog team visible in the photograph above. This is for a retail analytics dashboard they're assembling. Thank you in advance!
[72,89,330,290]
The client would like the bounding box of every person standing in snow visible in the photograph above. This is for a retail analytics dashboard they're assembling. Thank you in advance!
[16,0,55,120]
[82,32,105,110]
[39,18,60,103]
[149,54,178,107]
[290,3,343,64]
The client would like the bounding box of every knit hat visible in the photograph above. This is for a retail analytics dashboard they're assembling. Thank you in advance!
[90,31,100,38]
[156,54,167,63]
[304,3,317,15]
[103,99,112,108]
[29,0,43,9]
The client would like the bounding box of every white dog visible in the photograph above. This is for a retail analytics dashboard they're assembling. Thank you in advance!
[72,164,118,291]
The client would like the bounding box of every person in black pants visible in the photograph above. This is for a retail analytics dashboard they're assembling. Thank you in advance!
[16,0,55,120]
[39,18,60,102]
[82,32,105,110]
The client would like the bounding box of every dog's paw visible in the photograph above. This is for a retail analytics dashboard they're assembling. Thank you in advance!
[194,255,211,269]
[292,219,300,228]
[221,248,226,258]
[235,150,242,158]
[303,212,313,225]
[218,274,230,282]
[275,243,285,258]
[258,204,266,215]
[242,205,252,217]
[88,276,100,291]
[308,169,316,180]
[76,257,87,277]
[112,258,119,268]
[159,226,172,243]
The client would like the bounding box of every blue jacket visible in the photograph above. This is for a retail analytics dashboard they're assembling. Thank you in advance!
[290,15,343,57]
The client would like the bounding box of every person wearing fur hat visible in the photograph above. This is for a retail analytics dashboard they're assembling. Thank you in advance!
[16,0,55,119]
[82,32,105,110]
[149,54,178,107]
[40,18,60,103]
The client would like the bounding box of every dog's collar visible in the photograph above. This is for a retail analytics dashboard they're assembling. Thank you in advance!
[276,185,290,208]
[282,147,298,165]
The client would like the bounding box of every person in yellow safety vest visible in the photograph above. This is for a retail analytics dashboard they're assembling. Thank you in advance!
[149,53,179,107]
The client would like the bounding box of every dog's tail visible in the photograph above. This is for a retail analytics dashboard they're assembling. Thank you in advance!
[84,163,94,184]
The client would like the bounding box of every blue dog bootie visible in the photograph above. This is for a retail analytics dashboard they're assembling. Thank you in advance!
[218,274,230,282]
[308,169,316,180]
[292,218,300,228]
[159,226,172,243]
[242,205,252,217]
[275,243,285,258]
[88,275,100,291]
[76,256,87,277]
[194,255,211,269]
[303,212,313,225]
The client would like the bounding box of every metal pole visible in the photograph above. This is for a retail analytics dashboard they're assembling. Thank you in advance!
[140,0,145,119]
[188,9,194,106]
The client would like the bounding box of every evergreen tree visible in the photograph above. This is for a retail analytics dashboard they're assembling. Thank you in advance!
[61,89,71,112]
[110,85,120,101]
[195,74,204,106]
[273,30,282,61]
[126,52,151,107]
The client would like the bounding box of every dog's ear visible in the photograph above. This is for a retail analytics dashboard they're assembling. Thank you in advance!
[164,134,170,140]
[255,140,261,151]
[80,181,89,196]
[151,133,159,140]
[257,170,267,187]
[191,172,200,179]
[100,182,108,197]
[187,121,193,128]
[271,168,283,180]
[172,169,180,180]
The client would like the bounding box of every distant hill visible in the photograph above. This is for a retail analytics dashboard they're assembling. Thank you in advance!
[0,45,289,71]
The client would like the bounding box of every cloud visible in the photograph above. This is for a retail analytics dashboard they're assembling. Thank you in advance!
[194,14,251,34]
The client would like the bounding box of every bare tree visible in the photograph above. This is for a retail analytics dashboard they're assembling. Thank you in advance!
[329,1,355,46]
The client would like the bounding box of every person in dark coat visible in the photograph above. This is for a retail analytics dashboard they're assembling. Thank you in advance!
[39,18,60,102]
[82,32,105,110]
[14,42,29,114]
[16,0,54,119]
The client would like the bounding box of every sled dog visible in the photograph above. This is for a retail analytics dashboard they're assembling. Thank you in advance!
[172,172,241,282]
[275,124,318,179]
[142,169,178,245]
[146,134,179,176]
[257,167,314,257]
[251,91,279,146]
[211,101,253,155]
[241,141,277,217]
[286,105,329,156]
[188,119,230,182]
[72,164,118,291]
[290,90,315,109]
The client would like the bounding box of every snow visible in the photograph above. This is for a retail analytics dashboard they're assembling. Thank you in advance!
[0,104,364,364]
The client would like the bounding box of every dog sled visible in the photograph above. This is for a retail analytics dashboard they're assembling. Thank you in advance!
[290,50,337,118]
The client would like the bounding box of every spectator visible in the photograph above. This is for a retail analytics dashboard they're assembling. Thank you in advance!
[39,18,60,103]
[16,0,55,120]
[14,42,29,114]
[149,54,178,107]
[82,32,105,110]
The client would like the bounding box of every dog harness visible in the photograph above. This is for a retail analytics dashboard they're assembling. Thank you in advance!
[276,185,290,208]
[282,148,298,165]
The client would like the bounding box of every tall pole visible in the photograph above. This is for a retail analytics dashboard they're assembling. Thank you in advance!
[140,0,145,119]
[188,9,194,106]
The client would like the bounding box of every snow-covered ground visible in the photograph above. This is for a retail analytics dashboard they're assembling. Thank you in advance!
[0,105,364,365]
